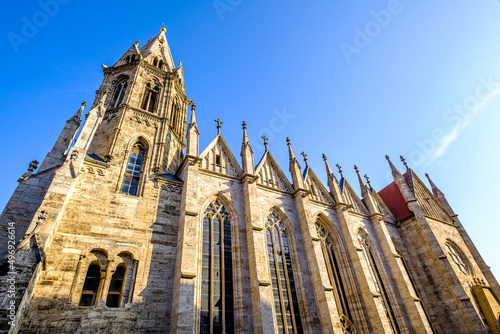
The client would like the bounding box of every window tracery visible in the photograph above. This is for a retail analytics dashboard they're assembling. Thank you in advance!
[358,234,401,334]
[266,211,303,333]
[200,200,234,334]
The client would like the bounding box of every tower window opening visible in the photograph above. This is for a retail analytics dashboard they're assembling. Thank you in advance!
[106,264,127,308]
[215,155,221,166]
[121,142,146,196]
[79,263,101,307]
[141,83,159,113]
[112,81,127,108]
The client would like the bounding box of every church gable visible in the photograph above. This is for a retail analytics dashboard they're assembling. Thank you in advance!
[199,135,243,178]
[304,167,333,205]
[255,152,293,193]
[410,170,454,224]
[342,180,369,215]
[113,42,141,67]
[139,31,175,71]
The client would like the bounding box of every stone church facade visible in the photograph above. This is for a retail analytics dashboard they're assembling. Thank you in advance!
[1,29,500,334]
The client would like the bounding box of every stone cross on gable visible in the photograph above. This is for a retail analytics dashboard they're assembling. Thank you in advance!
[400,155,409,170]
[261,135,268,151]
[364,174,372,188]
[301,152,308,166]
[214,118,223,134]
[336,163,344,178]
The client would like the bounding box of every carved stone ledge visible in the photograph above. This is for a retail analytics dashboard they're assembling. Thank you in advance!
[181,271,196,279]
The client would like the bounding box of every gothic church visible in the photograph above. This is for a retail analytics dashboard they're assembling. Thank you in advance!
[1,28,500,334]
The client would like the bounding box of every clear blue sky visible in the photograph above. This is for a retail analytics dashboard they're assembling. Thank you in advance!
[1,1,499,278]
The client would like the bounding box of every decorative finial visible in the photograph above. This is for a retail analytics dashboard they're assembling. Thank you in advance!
[301,152,308,166]
[286,137,291,146]
[242,121,247,130]
[261,135,268,151]
[191,103,196,112]
[28,160,39,173]
[336,163,344,178]
[364,174,372,188]
[214,118,223,134]
[386,155,390,161]
[322,153,327,161]
[161,27,167,33]
[400,155,408,169]
[425,173,430,179]
[354,165,359,174]
[82,101,87,106]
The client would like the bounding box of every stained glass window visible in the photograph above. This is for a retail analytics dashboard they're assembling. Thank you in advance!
[445,242,469,275]
[358,234,400,334]
[266,211,303,333]
[315,222,354,329]
[121,142,146,196]
[200,200,234,334]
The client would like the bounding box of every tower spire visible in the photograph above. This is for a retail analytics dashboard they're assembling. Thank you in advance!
[241,121,254,175]
[323,154,344,203]
[354,165,367,192]
[385,155,404,178]
[38,101,87,173]
[425,173,456,216]
[355,165,379,214]
[287,137,304,189]
[323,154,334,177]
[186,102,200,157]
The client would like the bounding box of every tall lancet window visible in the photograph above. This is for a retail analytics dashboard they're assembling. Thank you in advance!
[141,83,159,113]
[315,221,355,332]
[358,234,401,334]
[200,200,234,334]
[111,80,127,108]
[121,141,146,196]
[266,211,303,334]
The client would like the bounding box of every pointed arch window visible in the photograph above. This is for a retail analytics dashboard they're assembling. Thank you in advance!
[106,264,127,307]
[315,222,354,328]
[445,241,469,275]
[111,80,127,108]
[79,263,102,307]
[170,101,181,134]
[266,211,303,333]
[121,141,146,196]
[200,200,234,334]
[141,83,159,113]
[358,234,401,334]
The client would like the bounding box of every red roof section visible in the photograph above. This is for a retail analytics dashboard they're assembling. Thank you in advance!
[378,181,413,221]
